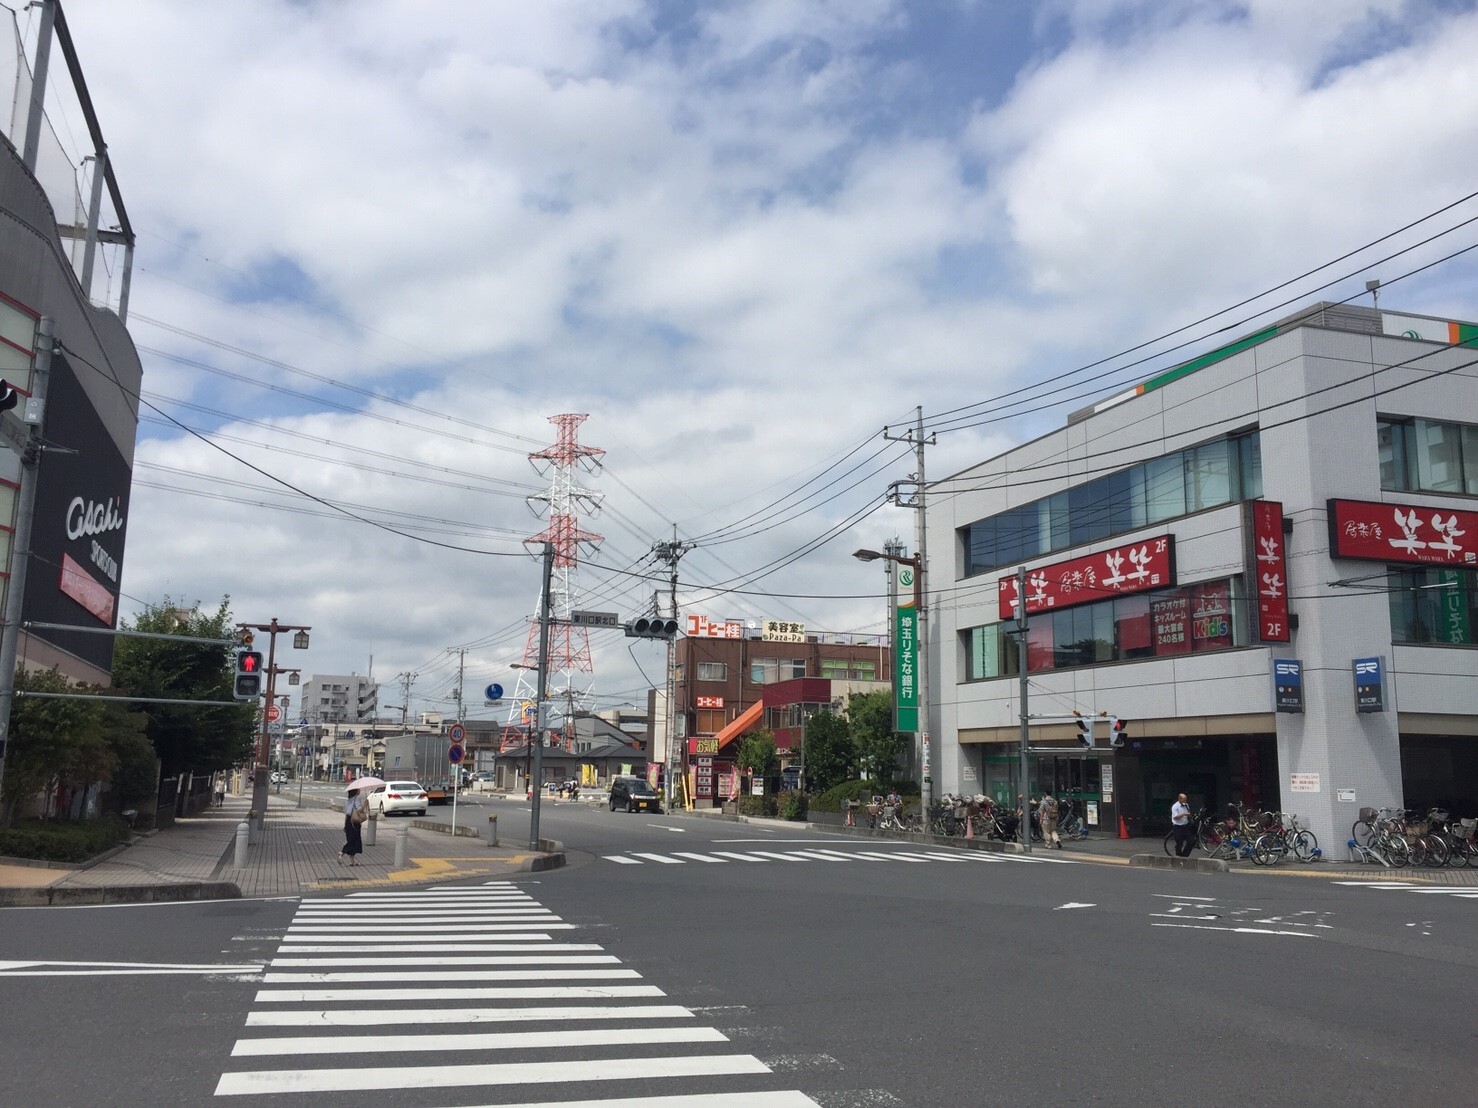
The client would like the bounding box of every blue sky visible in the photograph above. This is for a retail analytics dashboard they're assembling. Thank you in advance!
[32,0,1478,720]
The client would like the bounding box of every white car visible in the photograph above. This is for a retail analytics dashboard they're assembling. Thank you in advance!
[372,780,428,817]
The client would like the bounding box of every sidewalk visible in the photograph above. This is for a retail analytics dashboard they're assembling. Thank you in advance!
[0,792,562,906]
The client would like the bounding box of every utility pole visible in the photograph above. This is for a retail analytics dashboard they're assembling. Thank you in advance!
[529,541,554,849]
[395,672,416,728]
[654,530,692,811]
[884,406,935,811]
[0,316,53,808]
[1016,565,1032,855]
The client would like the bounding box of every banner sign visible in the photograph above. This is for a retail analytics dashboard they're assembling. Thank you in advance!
[762,620,806,643]
[1251,500,1291,641]
[686,615,743,638]
[1328,498,1476,566]
[1437,569,1472,644]
[895,601,919,732]
[695,695,724,709]
[1273,658,1303,713]
[1353,656,1385,712]
[998,536,1174,619]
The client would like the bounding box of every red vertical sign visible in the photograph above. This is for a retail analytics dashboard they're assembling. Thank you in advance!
[1252,501,1290,642]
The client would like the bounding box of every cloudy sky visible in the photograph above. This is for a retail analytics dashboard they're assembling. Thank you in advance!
[27,0,1478,723]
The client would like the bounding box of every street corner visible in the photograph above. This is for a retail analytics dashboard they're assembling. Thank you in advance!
[307,852,559,890]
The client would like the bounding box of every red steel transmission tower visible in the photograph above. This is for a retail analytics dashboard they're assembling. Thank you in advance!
[504,414,604,750]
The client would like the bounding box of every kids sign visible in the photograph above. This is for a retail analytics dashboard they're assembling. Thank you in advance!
[998,535,1175,620]
[1328,498,1475,566]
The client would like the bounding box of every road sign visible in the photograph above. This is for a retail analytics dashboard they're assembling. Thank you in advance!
[448,743,465,764]
[448,722,466,742]
[570,610,619,627]
[265,705,281,723]
[485,683,504,701]
[298,718,308,728]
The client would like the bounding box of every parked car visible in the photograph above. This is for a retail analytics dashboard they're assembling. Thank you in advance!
[609,776,660,813]
[372,780,428,817]
[270,770,286,784]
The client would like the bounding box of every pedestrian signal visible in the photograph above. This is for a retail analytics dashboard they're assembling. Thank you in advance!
[234,650,264,700]
[1109,716,1128,748]
[1074,711,1093,749]
[0,380,18,412]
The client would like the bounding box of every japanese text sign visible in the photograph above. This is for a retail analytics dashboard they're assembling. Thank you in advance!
[1251,500,1291,642]
[1328,498,1475,566]
[998,535,1175,620]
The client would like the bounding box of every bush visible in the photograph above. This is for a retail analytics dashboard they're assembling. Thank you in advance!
[0,817,132,863]
[810,779,922,813]
[738,794,778,818]
[780,789,808,821]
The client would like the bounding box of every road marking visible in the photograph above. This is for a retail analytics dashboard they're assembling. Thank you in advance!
[607,856,641,864]
[1151,893,1217,900]
[744,851,808,862]
[647,824,687,832]
[789,850,854,861]
[277,942,573,952]
[232,1025,728,1056]
[1054,903,1096,910]
[245,1004,696,1027]
[260,968,642,984]
[215,1053,770,1096]
[671,852,727,862]
[917,852,972,862]
[630,853,685,864]
[286,922,571,932]
[807,849,886,862]
[1151,923,1315,937]
[270,955,621,967]
[710,852,767,862]
[253,984,668,1003]
[490,1094,819,1108]
[0,960,261,977]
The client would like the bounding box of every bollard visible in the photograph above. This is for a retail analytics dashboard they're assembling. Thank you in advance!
[363,814,377,847]
[487,813,498,847]
[246,811,260,845]
[394,825,408,869]
[234,821,249,869]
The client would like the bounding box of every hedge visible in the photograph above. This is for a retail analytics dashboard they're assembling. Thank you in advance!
[0,817,132,863]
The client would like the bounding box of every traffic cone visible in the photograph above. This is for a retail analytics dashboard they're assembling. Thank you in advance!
[1118,812,1129,840]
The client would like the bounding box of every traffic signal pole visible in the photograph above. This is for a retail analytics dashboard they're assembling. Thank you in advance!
[238,619,310,833]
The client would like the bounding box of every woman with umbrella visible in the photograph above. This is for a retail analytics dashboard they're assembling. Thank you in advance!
[340,777,382,866]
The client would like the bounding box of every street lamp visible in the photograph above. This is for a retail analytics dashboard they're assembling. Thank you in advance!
[854,547,931,812]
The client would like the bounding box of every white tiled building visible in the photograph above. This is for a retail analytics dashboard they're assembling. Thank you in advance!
[928,302,1478,852]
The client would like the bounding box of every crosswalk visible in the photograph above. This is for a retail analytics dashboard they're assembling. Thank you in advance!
[602,847,1077,866]
[214,882,828,1103]
[1334,880,1478,899]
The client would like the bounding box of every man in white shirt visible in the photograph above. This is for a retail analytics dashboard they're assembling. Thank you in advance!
[1170,793,1195,857]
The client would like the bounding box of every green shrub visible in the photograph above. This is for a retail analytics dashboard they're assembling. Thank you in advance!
[780,789,808,821]
[811,779,922,813]
[738,794,778,818]
[0,817,132,863]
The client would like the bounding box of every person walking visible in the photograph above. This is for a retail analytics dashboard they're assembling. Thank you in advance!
[340,786,369,866]
[1170,792,1195,857]
[1038,792,1062,848]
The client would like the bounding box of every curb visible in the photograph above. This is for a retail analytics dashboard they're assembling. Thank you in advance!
[521,852,567,873]
[1128,853,1229,874]
[0,880,242,907]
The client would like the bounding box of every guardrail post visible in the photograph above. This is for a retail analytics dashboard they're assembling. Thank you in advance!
[394,826,408,869]
[234,821,249,869]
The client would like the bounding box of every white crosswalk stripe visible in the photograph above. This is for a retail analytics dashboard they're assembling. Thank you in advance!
[214,882,824,1103]
[600,847,1076,865]
[1334,881,1478,898]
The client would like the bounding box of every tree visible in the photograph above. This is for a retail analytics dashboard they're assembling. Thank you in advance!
[735,729,778,781]
[2,667,113,824]
[109,597,257,777]
[849,689,909,788]
[799,709,853,793]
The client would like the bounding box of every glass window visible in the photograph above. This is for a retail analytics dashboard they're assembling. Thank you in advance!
[1464,424,1478,495]
[1191,581,1233,650]
[1413,419,1464,493]
[1186,439,1231,512]
[1236,432,1262,500]
[1143,454,1186,524]
[1151,589,1192,655]
[1389,566,1475,644]
[695,708,725,734]
[1026,619,1054,672]
[1377,419,1411,491]
[697,662,727,682]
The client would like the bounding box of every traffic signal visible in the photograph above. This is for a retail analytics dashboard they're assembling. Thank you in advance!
[234,650,264,700]
[1074,711,1093,749]
[624,616,680,639]
[1109,716,1128,748]
[0,380,18,412]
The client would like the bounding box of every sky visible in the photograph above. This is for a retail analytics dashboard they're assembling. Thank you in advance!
[20,0,1478,725]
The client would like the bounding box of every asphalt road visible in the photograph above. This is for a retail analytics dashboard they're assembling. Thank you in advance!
[3,798,1475,1105]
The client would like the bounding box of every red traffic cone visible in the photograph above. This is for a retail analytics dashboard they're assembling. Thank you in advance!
[1118,812,1130,840]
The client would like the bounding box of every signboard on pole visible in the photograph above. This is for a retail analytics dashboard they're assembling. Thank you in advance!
[265,705,281,723]
[1353,656,1385,712]
[1251,500,1291,642]
[895,600,919,733]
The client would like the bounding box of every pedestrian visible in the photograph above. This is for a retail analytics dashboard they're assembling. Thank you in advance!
[1037,792,1062,848]
[340,786,369,866]
[1171,792,1195,857]
[214,777,225,808]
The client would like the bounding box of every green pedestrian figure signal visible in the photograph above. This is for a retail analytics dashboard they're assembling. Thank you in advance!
[234,650,264,700]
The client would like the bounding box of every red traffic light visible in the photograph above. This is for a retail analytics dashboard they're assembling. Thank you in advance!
[238,650,263,674]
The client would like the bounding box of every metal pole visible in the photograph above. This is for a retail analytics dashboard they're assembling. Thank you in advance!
[666,535,680,810]
[529,541,554,849]
[21,0,56,173]
[80,148,107,299]
[1017,565,1031,855]
[0,316,53,806]
[913,406,932,813]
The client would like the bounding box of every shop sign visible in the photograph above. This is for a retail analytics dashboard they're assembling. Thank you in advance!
[695,695,724,709]
[1289,773,1320,793]
[687,614,743,638]
[1273,658,1303,713]
[1337,788,1357,803]
[1100,764,1114,801]
[895,601,918,732]
[762,620,806,643]
[998,536,1174,619]
[1251,500,1291,641]
[689,737,720,755]
[1086,801,1099,827]
[1438,569,1472,644]
[1353,656,1385,712]
[1151,592,1190,654]
[1328,498,1476,566]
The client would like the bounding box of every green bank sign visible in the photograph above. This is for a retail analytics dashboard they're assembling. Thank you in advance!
[895,572,919,732]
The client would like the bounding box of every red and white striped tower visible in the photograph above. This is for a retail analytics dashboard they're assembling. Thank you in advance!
[505,414,604,749]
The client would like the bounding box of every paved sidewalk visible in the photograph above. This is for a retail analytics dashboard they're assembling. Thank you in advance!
[0,791,561,906]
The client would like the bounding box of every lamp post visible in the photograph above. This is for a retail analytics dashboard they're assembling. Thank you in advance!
[854,547,931,813]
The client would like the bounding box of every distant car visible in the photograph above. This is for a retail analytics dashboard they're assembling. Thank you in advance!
[372,780,428,817]
[609,776,660,813]
[270,771,286,784]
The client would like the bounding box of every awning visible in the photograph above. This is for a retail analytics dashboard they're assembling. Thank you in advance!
[712,700,764,749]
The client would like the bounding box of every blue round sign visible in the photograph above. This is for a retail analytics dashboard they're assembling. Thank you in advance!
[485,683,504,701]
[448,743,465,765]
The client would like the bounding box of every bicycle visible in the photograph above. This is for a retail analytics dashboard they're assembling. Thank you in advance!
[1351,807,1411,867]
[1057,799,1090,841]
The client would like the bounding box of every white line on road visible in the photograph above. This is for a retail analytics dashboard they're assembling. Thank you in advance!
[630,853,685,864]
[260,968,641,984]
[214,1054,768,1097]
[670,852,727,862]
[646,824,687,832]
[285,923,570,932]
[1151,923,1315,937]
[275,943,582,953]
[275,933,573,943]
[744,851,809,862]
[477,1094,820,1108]
[709,852,767,862]
[0,960,261,976]
[253,985,667,1003]
[269,955,620,967]
[231,1025,727,1056]
[1054,903,1096,910]
[606,856,641,864]
[244,1004,695,1027]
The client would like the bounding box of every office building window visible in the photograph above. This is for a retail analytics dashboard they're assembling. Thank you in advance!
[1388,566,1475,644]
[1379,416,1478,495]
[750,658,805,683]
[820,658,879,680]
[697,662,728,682]
[695,708,725,734]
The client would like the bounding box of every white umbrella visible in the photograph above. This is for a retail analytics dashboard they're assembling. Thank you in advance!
[346,776,385,792]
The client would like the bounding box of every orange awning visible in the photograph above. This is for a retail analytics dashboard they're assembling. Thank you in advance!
[712,700,763,749]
